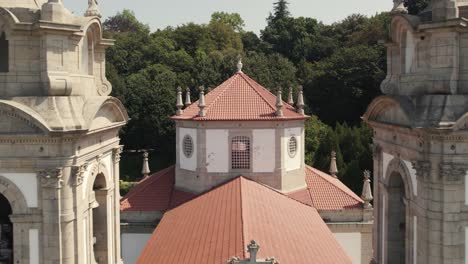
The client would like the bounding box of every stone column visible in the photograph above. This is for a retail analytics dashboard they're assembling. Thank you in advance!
[112,146,123,263]
[38,168,64,264]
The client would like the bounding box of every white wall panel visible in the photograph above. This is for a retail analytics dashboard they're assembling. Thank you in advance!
[253,129,275,172]
[122,233,152,264]
[179,127,197,171]
[29,229,39,264]
[333,232,362,264]
[283,127,302,171]
[1,173,37,207]
[206,129,229,173]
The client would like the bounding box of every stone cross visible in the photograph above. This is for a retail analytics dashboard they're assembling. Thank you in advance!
[227,241,279,264]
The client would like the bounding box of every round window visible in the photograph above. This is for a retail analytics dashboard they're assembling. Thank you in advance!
[288,136,298,158]
[182,135,193,158]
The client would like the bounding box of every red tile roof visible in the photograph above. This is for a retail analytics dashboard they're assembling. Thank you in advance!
[288,165,364,210]
[172,72,308,121]
[137,177,352,264]
[120,166,196,212]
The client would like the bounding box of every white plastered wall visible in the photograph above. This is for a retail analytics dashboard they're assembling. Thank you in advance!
[334,232,362,264]
[29,229,39,264]
[252,129,275,173]
[179,127,197,171]
[0,173,37,207]
[283,127,302,171]
[206,129,229,173]
[122,233,152,264]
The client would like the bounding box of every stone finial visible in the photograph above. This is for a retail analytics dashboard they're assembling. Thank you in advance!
[176,86,184,116]
[141,151,151,178]
[237,58,243,73]
[329,151,338,178]
[276,88,284,117]
[287,86,294,105]
[185,87,192,106]
[85,0,102,18]
[247,240,259,261]
[296,85,305,115]
[198,86,207,117]
[361,170,373,209]
[391,0,408,14]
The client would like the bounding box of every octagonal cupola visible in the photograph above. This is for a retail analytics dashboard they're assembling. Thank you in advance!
[172,61,309,194]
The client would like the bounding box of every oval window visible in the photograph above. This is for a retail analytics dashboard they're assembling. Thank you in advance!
[182,135,193,158]
[288,136,298,158]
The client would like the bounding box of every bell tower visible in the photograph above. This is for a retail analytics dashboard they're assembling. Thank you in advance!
[365,1,468,263]
[0,0,128,263]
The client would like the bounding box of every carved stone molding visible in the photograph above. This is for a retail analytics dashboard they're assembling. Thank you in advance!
[38,169,63,189]
[372,143,382,158]
[113,146,123,163]
[412,161,431,180]
[439,163,466,182]
[72,163,88,186]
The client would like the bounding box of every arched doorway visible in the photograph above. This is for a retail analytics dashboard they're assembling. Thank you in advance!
[92,173,109,263]
[0,193,13,264]
[387,172,406,264]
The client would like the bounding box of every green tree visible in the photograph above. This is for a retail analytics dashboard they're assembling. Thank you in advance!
[103,9,149,34]
[210,12,245,32]
[404,0,430,15]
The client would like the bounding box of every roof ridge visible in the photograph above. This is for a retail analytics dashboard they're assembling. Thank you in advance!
[306,165,363,204]
[121,165,174,202]
[241,176,319,210]
[239,73,278,113]
[239,177,246,259]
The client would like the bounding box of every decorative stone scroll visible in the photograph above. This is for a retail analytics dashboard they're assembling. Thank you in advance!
[113,146,123,163]
[72,163,88,186]
[412,161,431,180]
[38,169,63,189]
[439,163,466,182]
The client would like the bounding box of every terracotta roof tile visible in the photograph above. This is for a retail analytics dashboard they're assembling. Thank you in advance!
[172,72,308,121]
[288,165,364,210]
[137,177,352,264]
[120,166,196,212]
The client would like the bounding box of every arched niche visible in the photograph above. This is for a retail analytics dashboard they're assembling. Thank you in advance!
[0,176,29,264]
[86,161,113,264]
[383,158,416,264]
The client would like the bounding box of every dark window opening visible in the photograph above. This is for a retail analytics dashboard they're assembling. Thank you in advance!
[0,193,13,264]
[0,32,8,72]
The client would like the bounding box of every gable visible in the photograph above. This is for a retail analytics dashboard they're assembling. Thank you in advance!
[363,96,413,127]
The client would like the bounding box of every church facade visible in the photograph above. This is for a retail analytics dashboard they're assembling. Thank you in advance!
[364,0,468,263]
[0,0,127,263]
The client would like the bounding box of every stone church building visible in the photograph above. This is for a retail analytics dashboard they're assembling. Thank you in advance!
[364,0,468,263]
[0,0,128,263]
[121,63,374,264]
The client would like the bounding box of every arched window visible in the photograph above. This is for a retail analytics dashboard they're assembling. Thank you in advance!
[81,30,95,75]
[231,136,250,169]
[0,193,13,263]
[91,174,109,263]
[0,32,8,72]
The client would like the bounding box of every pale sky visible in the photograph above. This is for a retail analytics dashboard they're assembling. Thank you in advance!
[66,0,392,33]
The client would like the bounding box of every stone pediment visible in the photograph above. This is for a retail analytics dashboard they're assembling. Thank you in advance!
[363,96,413,127]
[0,97,128,133]
[0,100,49,134]
[364,95,468,129]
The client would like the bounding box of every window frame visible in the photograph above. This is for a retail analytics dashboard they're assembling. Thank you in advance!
[182,135,194,159]
[229,135,252,171]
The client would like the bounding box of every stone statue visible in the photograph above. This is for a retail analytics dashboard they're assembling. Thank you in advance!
[85,0,102,18]
[392,0,408,14]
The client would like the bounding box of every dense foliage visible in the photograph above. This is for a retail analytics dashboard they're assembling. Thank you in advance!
[106,2,390,194]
